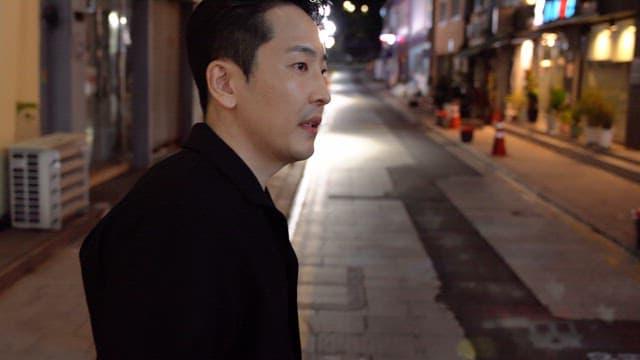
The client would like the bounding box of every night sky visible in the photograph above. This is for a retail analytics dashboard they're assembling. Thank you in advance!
[328,0,387,62]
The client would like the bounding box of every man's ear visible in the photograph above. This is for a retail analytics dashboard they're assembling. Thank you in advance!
[205,60,240,109]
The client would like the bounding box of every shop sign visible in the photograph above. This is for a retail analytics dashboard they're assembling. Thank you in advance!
[534,0,577,26]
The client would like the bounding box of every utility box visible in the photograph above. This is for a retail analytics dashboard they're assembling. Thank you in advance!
[9,133,89,230]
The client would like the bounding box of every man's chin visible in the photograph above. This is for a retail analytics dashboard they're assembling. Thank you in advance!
[291,146,315,162]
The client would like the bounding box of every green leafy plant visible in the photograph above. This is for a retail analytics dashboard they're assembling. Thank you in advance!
[548,87,567,112]
[506,91,527,113]
[558,108,573,125]
[575,88,614,129]
[525,70,538,97]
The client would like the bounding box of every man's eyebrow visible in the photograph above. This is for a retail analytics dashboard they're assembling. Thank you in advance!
[286,45,328,62]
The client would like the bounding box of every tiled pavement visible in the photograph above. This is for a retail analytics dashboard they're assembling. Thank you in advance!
[291,80,469,359]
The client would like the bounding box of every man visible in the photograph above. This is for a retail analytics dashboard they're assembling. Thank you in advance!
[79,0,331,358]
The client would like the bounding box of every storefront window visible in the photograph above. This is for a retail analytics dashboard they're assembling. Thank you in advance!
[85,0,133,167]
[583,18,636,143]
[451,0,460,18]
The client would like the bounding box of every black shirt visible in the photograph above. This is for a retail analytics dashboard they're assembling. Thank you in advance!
[80,122,301,359]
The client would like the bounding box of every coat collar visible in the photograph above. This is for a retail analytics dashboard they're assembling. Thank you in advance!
[183,122,275,208]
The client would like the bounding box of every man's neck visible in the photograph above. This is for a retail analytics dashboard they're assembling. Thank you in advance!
[206,117,283,189]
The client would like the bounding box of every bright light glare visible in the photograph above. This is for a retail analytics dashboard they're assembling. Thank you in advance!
[324,36,335,49]
[343,1,356,13]
[520,40,534,70]
[615,25,636,62]
[320,4,332,17]
[526,0,536,5]
[322,19,337,36]
[319,29,329,42]
[379,33,396,45]
[108,11,120,28]
[541,32,558,47]
[592,29,612,61]
[361,4,369,13]
[119,16,127,25]
[540,59,552,68]
[318,28,336,49]
[533,0,544,26]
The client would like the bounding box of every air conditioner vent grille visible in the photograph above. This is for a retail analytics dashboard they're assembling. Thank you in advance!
[9,133,89,230]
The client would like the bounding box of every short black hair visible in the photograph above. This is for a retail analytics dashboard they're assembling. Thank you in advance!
[186,0,327,115]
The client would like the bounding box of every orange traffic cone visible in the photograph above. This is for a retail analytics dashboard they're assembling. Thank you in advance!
[450,114,461,129]
[491,111,502,123]
[449,101,461,129]
[492,121,507,156]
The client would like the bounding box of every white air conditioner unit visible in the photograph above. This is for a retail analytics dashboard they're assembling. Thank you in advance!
[9,133,90,230]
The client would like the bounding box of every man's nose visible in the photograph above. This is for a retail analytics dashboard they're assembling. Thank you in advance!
[311,73,331,106]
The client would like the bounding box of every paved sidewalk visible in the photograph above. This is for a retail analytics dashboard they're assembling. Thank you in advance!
[425,119,640,251]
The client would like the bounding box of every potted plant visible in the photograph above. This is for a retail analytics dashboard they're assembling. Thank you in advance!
[525,71,539,123]
[547,87,567,134]
[599,106,615,149]
[558,108,575,138]
[569,108,582,140]
[575,88,615,148]
[506,91,527,123]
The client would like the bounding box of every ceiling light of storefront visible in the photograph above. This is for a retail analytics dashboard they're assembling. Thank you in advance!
[520,40,534,70]
[588,22,636,63]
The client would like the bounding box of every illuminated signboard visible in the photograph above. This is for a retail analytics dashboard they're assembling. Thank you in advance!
[534,0,576,26]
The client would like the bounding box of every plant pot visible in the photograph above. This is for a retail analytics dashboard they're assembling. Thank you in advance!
[460,126,474,143]
[570,124,581,140]
[599,128,614,149]
[546,112,557,134]
[584,126,600,147]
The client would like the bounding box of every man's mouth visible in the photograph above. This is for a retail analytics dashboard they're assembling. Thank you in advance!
[299,117,322,131]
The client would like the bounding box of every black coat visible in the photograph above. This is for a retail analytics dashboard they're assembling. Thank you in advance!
[80,123,301,359]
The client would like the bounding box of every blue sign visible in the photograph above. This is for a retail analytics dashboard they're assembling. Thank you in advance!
[543,0,576,24]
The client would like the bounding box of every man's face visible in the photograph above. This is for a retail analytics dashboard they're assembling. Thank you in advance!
[234,4,331,165]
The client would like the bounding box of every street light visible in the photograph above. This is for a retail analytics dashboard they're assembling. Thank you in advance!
[108,11,120,28]
[324,36,336,49]
[319,19,337,49]
[379,33,396,46]
[361,4,369,14]
[322,19,337,36]
[320,4,331,17]
[343,1,356,13]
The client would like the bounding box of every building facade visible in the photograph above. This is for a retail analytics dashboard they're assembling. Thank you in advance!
[379,0,433,95]
[0,1,41,221]
[0,0,197,224]
[511,0,639,147]
[379,0,640,149]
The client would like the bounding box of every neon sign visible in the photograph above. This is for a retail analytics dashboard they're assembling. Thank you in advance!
[534,0,576,26]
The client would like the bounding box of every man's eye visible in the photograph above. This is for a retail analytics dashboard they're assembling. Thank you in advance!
[293,63,308,72]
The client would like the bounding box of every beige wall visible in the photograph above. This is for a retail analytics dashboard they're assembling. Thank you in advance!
[150,0,181,152]
[0,0,40,217]
[434,0,465,56]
